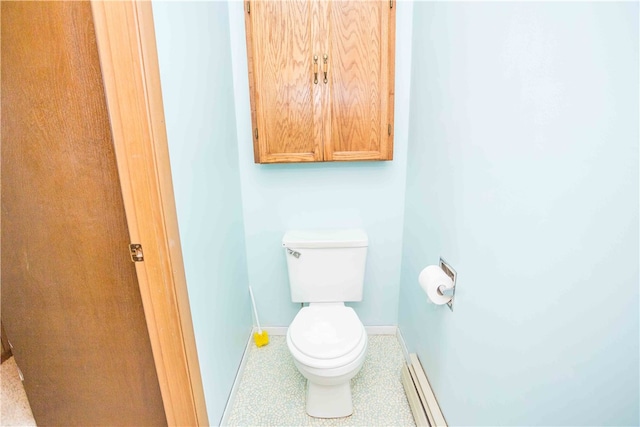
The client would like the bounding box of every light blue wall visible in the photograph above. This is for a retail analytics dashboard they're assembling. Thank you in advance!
[228,2,413,326]
[152,2,252,424]
[399,2,639,425]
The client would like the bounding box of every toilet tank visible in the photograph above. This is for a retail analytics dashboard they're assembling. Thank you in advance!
[282,229,368,303]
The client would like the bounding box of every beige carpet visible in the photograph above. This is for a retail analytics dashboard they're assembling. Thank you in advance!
[1,357,36,426]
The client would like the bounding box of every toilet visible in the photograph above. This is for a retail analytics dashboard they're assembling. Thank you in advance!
[282,229,368,418]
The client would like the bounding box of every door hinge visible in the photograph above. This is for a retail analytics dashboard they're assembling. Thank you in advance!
[254,128,258,140]
[390,0,393,9]
[388,124,392,136]
[129,244,144,262]
[247,1,250,13]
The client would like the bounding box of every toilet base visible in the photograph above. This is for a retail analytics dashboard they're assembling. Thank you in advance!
[305,380,353,418]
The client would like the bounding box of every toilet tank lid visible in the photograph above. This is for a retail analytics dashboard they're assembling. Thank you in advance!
[282,229,368,249]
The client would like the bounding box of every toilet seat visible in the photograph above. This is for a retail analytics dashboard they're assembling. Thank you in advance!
[288,305,366,370]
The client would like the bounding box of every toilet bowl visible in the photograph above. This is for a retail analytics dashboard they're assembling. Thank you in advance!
[282,229,369,418]
[286,303,368,418]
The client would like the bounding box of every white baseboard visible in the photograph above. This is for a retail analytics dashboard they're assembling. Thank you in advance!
[262,325,398,336]
[396,327,411,363]
[219,330,253,427]
[262,326,288,336]
[365,325,397,335]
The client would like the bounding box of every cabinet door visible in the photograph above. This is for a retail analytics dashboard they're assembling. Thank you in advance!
[245,0,395,163]
[324,0,395,161]
[246,0,323,163]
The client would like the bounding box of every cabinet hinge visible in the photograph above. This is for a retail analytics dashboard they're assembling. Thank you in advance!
[129,244,144,262]
[390,0,393,9]
[254,128,259,140]
[388,124,392,136]
[246,1,250,13]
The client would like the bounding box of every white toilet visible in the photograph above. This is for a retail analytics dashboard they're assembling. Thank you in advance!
[282,229,368,418]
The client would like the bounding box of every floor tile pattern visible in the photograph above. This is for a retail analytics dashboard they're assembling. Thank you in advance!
[226,334,416,427]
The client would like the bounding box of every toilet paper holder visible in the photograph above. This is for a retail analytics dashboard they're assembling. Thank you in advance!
[439,258,457,311]
[437,285,454,297]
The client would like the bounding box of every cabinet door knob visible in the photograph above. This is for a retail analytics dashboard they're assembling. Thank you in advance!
[313,55,319,85]
[323,54,328,84]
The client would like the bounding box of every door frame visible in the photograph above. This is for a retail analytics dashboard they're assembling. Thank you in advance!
[91,2,208,425]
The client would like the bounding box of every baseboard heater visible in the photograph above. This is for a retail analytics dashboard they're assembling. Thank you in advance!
[401,354,447,427]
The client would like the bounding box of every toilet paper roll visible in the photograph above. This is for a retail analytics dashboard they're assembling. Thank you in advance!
[419,265,454,305]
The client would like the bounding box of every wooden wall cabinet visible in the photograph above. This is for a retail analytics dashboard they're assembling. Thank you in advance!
[245,0,396,164]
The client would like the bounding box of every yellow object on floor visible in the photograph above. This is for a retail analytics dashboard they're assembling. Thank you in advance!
[249,286,269,348]
[253,330,269,347]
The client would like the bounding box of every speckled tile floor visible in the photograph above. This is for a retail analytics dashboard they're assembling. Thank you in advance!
[225,334,416,427]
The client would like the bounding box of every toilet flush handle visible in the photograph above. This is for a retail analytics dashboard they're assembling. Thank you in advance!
[287,248,301,259]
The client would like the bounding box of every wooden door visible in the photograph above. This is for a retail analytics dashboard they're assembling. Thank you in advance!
[1,2,167,425]
[246,0,323,163]
[324,0,395,161]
